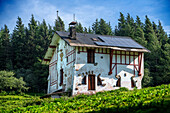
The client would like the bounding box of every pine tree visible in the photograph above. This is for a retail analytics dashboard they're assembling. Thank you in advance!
[152,22,158,35]
[125,13,135,38]
[107,22,113,35]
[88,26,93,34]
[26,14,38,68]
[157,20,168,46]
[76,22,83,33]
[115,12,126,36]
[144,15,161,86]
[136,16,143,28]
[0,25,11,70]
[99,18,108,35]
[11,16,26,69]
[83,27,88,33]
[92,19,100,34]
[144,16,160,47]
[134,23,147,46]
[92,18,112,35]
[37,19,52,59]
[133,16,147,46]
[53,17,65,31]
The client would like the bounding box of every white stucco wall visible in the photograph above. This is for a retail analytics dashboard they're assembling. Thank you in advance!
[72,47,144,95]
[48,36,145,95]
[48,37,75,94]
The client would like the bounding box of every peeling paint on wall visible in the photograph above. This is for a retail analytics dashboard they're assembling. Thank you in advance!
[47,35,145,96]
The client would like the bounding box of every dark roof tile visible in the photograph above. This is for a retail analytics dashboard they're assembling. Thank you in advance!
[56,31,147,49]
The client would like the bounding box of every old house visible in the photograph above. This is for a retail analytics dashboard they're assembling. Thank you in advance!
[42,21,150,96]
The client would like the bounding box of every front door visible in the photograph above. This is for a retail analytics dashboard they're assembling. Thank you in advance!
[88,75,95,90]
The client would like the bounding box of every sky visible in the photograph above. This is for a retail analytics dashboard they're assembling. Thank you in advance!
[0,0,170,35]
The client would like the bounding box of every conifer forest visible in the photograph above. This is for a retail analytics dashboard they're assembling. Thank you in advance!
[0,12,169,93]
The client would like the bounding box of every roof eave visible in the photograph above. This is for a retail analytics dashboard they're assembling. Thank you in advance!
[69,43,150,53]
[42,33,61,65]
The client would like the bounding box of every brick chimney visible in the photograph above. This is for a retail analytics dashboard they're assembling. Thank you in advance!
[69,21,77,40]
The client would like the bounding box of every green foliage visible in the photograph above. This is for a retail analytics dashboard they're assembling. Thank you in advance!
[92,18,113,35]
[53,16,65,31]
[0,84,169,113]
[0,71,28,92]
[12,16,30,69]
[88,26,93,34]
[142,68,153,87]
[83,27,88,33]
[115,12,126,36]
[0,12,169,93]
[0,25,12,70]
[115,12,169,87]
[134,23,147,46]
[92,19,100,34]
[76,22,84,33]
[8,15,51,93]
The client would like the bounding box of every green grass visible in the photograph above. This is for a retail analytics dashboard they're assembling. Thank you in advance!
[0,84,170,113]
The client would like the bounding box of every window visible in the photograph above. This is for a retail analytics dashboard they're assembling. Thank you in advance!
[116,78,121,87]
[60,69,63,86]
[66,56,68,62]
[87,49,95,63]
[97,76,102,86]
[57,44,59,52]
[131,78,135,88]
[82,76,86,85]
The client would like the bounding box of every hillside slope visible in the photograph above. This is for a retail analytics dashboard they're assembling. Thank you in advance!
[0,84,170,113]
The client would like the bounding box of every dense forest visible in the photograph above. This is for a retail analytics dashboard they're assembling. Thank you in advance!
[0,12,169,93]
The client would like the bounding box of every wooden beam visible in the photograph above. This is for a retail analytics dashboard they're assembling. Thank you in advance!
[49,45,56,48]
[44,59,50,61]
[108,49,113,75]
[138,53,142,76]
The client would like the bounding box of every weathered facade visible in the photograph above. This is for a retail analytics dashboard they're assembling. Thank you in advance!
[43,22,149,96]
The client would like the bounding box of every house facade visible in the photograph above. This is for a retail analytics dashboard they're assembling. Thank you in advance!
[42,22,149,96]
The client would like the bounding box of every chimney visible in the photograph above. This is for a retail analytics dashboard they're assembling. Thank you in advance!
[69,21,77,40]
[56,10,59,21]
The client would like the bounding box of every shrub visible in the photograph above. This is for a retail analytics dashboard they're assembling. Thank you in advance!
[0,71,28,92]
[0,91,7,96]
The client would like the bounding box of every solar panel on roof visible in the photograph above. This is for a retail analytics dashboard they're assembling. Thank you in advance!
[96,36,144,49]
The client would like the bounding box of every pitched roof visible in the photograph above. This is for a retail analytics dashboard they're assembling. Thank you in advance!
[56,31,149,51]
[42,31,150,64]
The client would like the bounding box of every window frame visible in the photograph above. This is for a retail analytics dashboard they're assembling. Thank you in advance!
[82,76,86,85]
[60,69,63,86]
[97,76,102,86]
[87,49,95,63]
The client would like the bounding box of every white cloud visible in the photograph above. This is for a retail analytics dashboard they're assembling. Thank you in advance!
[18,0,117,30]
[19,0,57,27]
[164,26,170,35]
[2,0,169,35]
[63,5,116,28]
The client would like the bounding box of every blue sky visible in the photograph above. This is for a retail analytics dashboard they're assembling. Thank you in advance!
[0,0,170,35]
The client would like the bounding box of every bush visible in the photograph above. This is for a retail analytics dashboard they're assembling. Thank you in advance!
[0,71,28,92]
[0,84,170,113]
[142,68,153,87]
[0,91,7,96]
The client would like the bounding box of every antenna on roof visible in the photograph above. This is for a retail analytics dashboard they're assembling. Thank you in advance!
[73,14,75,21]
[56,10,59,21]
